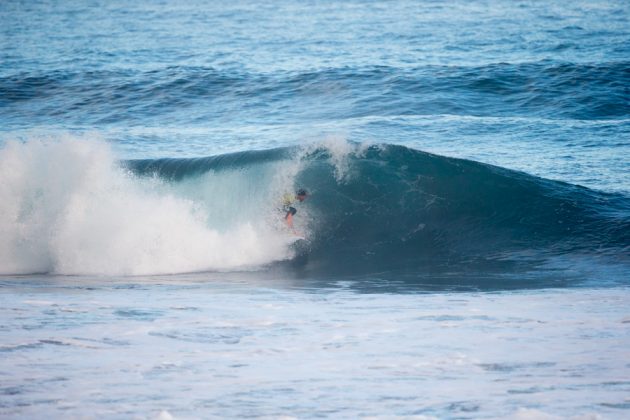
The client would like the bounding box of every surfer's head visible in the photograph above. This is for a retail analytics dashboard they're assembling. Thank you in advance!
[296,189,308,201]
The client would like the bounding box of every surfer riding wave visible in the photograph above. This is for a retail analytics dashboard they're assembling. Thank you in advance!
[281,189,308,236]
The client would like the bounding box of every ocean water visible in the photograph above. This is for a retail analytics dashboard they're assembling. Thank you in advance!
[1,0,629,418]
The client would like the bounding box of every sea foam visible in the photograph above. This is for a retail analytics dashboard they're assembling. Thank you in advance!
[0,138,295,275]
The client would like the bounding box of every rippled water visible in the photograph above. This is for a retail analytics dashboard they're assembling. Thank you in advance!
[2,277,630,419]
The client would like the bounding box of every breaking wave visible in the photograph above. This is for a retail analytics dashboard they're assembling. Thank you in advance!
[1,137,628,281]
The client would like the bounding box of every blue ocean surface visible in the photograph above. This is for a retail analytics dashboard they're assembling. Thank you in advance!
[1,1,629,418]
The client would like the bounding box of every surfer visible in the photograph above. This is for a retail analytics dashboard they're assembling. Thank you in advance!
[282,189,308,235]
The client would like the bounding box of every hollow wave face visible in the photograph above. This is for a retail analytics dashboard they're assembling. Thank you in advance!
[126,140,630,282]
[0,138,297,275]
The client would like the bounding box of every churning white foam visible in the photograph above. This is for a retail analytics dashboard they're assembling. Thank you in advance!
[0,138,295,275]
[299,135,372,183]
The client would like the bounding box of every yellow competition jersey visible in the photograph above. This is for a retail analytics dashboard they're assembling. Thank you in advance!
[282,193,295,207]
